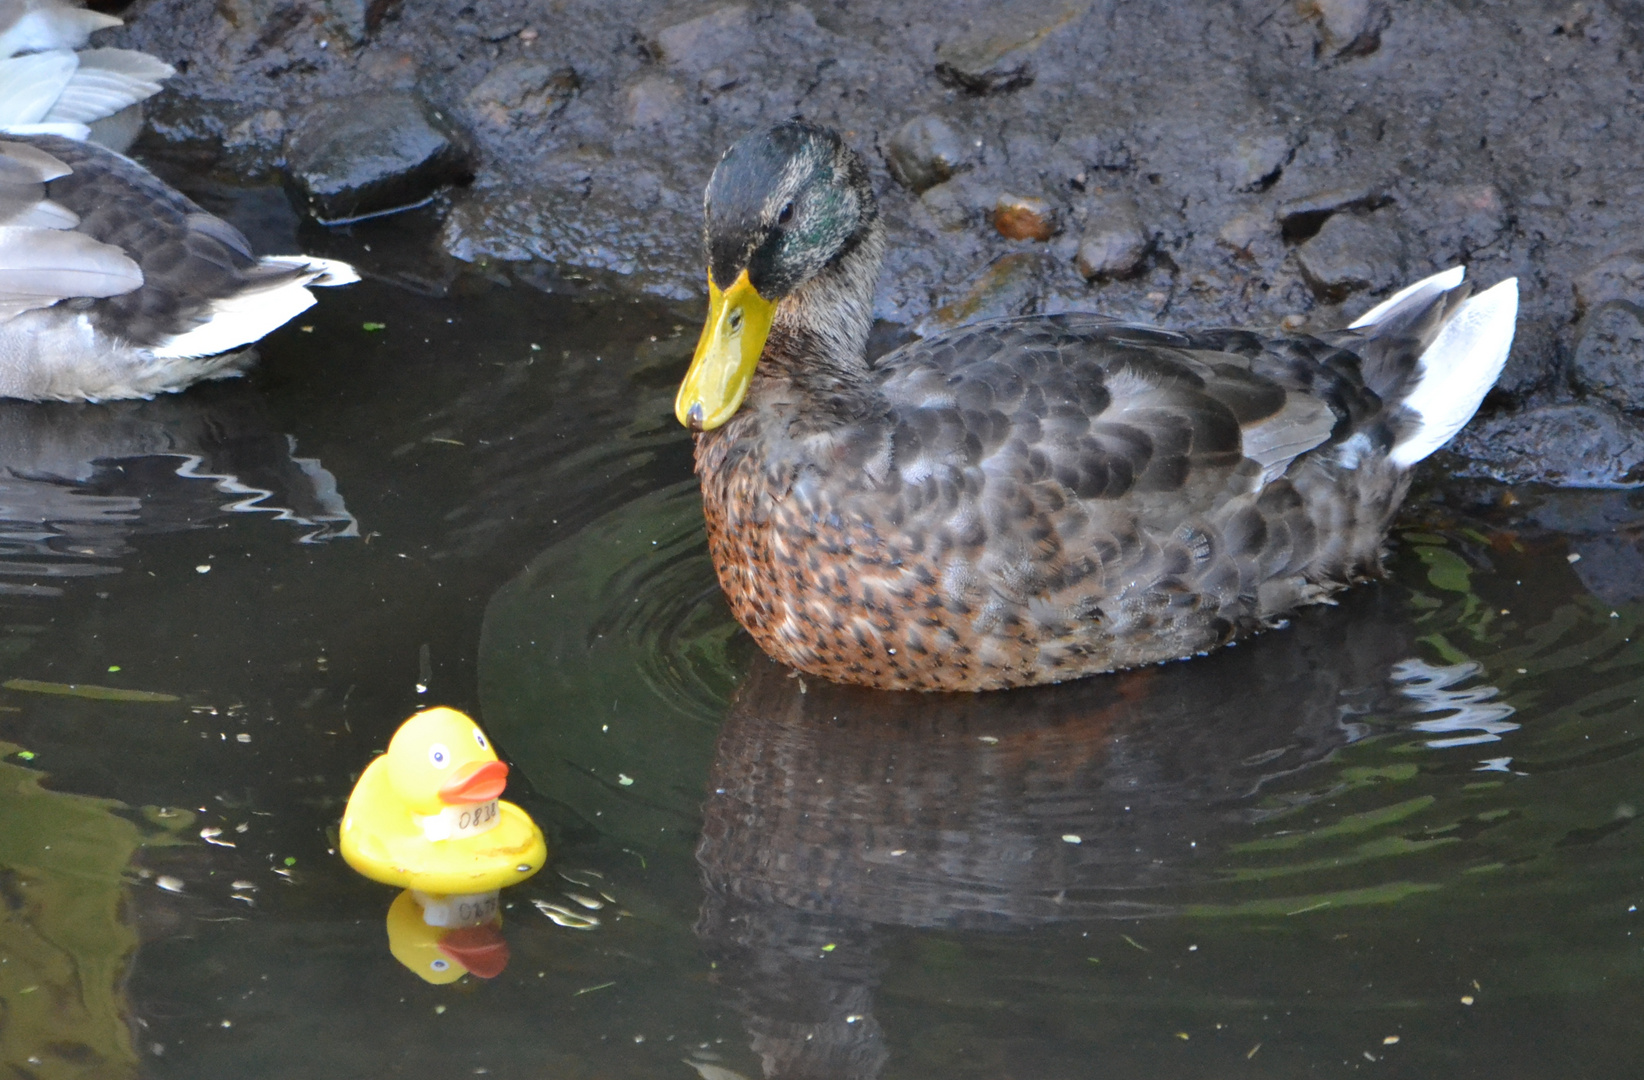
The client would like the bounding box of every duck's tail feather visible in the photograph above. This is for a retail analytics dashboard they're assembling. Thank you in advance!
[149,256,359,360]
[1337,267,1519,468]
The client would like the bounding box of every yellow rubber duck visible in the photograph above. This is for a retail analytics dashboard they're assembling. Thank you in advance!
[340,707,547,894]
[384,889,510,984]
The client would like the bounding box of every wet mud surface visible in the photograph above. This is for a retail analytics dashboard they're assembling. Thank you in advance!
[111,0,1644,482]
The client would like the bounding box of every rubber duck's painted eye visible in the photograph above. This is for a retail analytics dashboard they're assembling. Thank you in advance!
[430,958,449,972]
[428,743,451,769]
[473,730,488,750]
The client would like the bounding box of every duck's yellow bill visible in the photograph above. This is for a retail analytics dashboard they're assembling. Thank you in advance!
[675,269,776,431]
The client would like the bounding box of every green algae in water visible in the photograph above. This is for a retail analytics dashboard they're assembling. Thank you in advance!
[0,741,142,1079]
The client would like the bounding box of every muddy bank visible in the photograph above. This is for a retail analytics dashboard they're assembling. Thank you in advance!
[113,0,1644,481]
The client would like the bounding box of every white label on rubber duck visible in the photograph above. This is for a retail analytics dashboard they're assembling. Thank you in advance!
[412,889,500,928]
[415,798,501,842]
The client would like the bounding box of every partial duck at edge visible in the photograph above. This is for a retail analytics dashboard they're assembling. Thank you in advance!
[0,134,355,401]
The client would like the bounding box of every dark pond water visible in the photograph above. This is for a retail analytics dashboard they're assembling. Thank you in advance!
[3,197,1643,1080]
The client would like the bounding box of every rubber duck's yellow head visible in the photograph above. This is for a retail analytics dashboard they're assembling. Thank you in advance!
[384,707,509,817]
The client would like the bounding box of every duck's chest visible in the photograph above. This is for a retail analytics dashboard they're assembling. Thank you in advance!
[694,422,1002,688]
[695,427,845,630]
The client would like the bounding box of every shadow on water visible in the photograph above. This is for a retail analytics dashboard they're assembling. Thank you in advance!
[0,203,1640,1078]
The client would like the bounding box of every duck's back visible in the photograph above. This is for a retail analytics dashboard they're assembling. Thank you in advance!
[701,283,1512,691]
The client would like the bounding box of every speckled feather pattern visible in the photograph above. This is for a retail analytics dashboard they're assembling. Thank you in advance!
[697,314,1413,691]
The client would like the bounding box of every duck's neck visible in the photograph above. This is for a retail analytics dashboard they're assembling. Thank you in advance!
[756,221,886,423]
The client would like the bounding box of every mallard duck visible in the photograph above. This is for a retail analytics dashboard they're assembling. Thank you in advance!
[0,133,356,401]
[339,707,547,895]
[675,120,1519,692]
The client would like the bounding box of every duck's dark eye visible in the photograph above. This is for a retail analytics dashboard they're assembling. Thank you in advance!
[777,201,794,225]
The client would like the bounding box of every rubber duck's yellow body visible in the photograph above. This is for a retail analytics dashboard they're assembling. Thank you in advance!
[385,889,510,984]
[340,707,546,895]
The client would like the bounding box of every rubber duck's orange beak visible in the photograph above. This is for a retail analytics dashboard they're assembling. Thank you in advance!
[438,924,510,979]
[438,760,508,804]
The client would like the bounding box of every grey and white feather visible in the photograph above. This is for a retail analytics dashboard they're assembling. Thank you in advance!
[0,135,356,401]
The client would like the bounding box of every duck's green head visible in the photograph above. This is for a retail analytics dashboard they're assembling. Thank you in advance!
[676,120,876,431]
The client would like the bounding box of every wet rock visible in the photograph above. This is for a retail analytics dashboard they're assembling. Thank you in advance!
[1450,404,1644,488]
[1294,213,1406,300]
[934,6,1084,94]
[625,76,686,128]
[1218,210,1280,262]
[916,178,981,232]
[994,194,1058,242]
[438,181,697,301]
[464,61,579,128]
[1218,133,1293,193]
[1517,490,1644,606]
[321,0,403,46]
[917,253,1049,334]
[1574,249,1644,316]
[653,4,755,72]
[1278,184,1383,242]
[284,91,472,224]
[223,108,286,153]
[1302,0,1390,57]
[884,115,970,194]
[1075,195,1147,280]
[1572,301,1644,412]
[1415,183,1508,262]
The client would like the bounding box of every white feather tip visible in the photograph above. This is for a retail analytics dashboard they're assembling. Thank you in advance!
[1388,276,1519,467]
[259,254,359,287]
[1349,266,1467,329]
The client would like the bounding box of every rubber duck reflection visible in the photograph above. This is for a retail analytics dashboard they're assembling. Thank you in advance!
[694,590,1416,1080]
[384,889,510,985]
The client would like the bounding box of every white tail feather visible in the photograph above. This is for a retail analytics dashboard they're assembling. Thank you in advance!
[1349,265,1465,329]
[0,50,76,127]
[0,5,122,59]
[0,120,87,140]
[257,255,360,287]
[149,256,358,360]
[42,48,173,125]
[1387,275,1519,467]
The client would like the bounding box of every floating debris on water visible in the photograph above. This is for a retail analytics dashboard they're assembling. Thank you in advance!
[4,678,179,703]
[573,981,615,996]
[533,900,599,929]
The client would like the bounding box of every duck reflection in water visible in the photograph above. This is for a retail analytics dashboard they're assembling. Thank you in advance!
[0,392,354,596]
[695,588,1416,1080]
